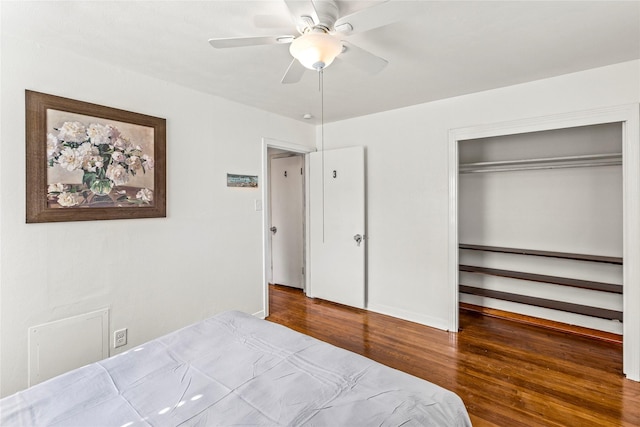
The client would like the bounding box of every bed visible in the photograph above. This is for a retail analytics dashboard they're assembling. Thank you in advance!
[0,311,471,426]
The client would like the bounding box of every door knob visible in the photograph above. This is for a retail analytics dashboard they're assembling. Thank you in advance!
[354,234,364,246]
[270,226,277,234]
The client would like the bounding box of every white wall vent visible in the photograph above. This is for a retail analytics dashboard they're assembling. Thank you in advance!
[28,308,109,386]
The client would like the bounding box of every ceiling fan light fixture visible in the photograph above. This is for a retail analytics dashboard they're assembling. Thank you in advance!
[289,31,342,71]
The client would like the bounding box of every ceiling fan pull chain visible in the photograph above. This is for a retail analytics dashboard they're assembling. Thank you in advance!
[320,68,326,243]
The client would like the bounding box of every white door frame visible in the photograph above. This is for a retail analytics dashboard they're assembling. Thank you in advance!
[448,104,640,381]
[262,137,315,318]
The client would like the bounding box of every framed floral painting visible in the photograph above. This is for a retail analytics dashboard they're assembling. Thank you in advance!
[26,90,166,223]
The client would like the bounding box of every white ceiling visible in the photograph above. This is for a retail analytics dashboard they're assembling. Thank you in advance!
[3,1,639,123]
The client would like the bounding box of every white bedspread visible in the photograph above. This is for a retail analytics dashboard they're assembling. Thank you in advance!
[1,311,471,426]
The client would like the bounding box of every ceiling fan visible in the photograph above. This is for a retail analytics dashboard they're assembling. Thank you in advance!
[208,0,402,84]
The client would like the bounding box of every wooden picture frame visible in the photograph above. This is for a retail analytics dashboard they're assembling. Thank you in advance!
[26,90,166,223]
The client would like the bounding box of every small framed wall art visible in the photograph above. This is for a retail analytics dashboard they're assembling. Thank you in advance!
[26,90,166,223]
[227,173,258,188]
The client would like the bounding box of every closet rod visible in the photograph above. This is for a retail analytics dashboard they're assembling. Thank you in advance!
[461,153,621,168]
[460,161,621,174]
[459,153,621,174]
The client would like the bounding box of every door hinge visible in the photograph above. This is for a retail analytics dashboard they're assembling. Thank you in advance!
[302,266,305,275]
[301,167,303,175]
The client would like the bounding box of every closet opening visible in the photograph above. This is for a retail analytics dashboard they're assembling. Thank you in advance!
[447,104,640,381]
[458,123,623,341]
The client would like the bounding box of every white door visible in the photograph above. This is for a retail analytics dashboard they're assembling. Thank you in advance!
[270,155,304,288]
[309,146,366,308]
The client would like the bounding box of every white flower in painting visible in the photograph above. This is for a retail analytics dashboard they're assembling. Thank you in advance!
[113,137,130,151]
[77,142,97,157]
[57,147,83,171]
[83,156,104,172]
[57,192,79,207]
[111,151,125,163]
[142,154,154,170]
[57,121,87,143]
[136,188,153,203]
[106,163,129,186]
[77,143,99,172]
[87,123,112,146]
[126,155,142,172]
[48,183,65,193]
[47,133,61,159]
[105,124,120,142]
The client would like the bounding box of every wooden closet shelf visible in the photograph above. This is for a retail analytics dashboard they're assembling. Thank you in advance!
[459,285,623,321]
[459,264,623,294]
[459,244,622,265]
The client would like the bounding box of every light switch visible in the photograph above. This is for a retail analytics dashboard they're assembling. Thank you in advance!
[254,199,262,211]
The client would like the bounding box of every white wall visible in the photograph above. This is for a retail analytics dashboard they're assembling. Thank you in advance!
[320,60,640,330]
[0,34,314,396]
[460,166,623,255]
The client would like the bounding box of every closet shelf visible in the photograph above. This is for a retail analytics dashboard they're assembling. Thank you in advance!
[459,153,621,173]
[459,285,623,321]
[459,244,622,265]
[459,244,623,323]
[459,265,622,294]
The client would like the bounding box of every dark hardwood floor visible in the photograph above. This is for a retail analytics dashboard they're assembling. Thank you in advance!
[266,285,640,426]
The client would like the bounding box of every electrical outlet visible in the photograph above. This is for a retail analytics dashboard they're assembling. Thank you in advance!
[114,328,127,348]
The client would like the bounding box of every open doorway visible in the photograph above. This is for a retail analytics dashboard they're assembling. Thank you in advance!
[269,152,304,290]
[261,138,315,318]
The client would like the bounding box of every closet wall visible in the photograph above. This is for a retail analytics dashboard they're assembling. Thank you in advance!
[458,123,623,334]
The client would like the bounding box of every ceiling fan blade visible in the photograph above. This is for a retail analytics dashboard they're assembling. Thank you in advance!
[208,35,294,49]
[284,0,319,31]
[334,1,407,35]
[281,59,307,84]
[340,41,388,74]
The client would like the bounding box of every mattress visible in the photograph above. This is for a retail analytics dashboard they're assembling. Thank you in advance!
[0,311,471,426]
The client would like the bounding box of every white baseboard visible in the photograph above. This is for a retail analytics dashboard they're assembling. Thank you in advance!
[252,310,266,319]
[367,303,451,332]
